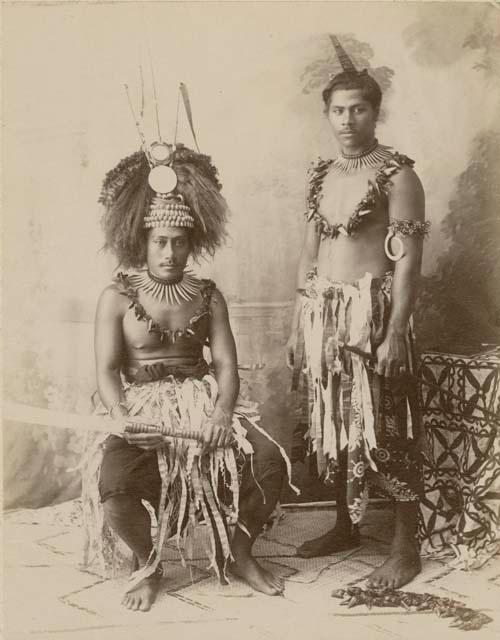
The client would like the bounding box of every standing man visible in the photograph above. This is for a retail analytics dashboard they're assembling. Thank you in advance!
[286,36,429,589]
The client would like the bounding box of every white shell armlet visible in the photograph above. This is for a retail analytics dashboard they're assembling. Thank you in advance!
[384,230,405,262]
[384,219,430,261]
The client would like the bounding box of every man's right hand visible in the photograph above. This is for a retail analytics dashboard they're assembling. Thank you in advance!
[123,430,167,450]
[285,333,297,371]
[119,415,166,451]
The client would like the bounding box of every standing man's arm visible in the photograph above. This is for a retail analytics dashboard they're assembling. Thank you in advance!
[286,222,320,369]
[376,167,425,377]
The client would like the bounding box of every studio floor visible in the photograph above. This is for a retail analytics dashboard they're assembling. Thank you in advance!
[3,501,500,640]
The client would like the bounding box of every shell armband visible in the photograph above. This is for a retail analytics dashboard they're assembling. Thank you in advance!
[385,219,430,261]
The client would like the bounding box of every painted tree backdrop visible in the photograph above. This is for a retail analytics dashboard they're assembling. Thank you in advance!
[3,2,499,508]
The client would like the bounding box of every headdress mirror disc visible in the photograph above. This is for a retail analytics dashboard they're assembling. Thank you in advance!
[150,142,172,163]
[148,165,178,194]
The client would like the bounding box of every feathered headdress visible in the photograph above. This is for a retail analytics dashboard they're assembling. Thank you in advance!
[99,81,228,268]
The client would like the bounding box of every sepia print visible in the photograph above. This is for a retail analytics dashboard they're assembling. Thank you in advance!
[2,1,499,639]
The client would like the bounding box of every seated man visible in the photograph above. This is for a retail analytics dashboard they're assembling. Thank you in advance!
[82,138,291,611]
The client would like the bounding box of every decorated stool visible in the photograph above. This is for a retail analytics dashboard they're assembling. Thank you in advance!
[418,347,500,568]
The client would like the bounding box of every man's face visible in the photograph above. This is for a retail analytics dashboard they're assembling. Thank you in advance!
[146,227,191,282]
[327,89,378,152]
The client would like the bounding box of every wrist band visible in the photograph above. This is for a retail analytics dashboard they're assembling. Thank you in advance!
[218,407,231,424]
[108,400,128,417]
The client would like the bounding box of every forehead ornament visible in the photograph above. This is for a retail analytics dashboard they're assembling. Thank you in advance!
[125,80,197,229]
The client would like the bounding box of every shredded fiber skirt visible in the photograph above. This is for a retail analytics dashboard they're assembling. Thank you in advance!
[295,270,423,524]
[81,364,293,590]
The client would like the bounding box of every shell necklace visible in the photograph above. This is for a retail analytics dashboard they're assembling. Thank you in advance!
[331,139,394,174]
[126,269,201,305]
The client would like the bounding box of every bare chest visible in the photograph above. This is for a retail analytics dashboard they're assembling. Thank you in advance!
[122,292,208,350]
[319,166,385,227]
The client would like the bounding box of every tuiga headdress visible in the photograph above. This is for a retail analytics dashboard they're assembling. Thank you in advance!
[99,72,228,268]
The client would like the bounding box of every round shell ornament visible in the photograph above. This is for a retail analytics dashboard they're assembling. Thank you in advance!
[384,230,405,262]
[150,142,172,163]
[148,164,178,194]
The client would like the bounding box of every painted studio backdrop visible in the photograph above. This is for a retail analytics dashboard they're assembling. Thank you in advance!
[3,2,500,508]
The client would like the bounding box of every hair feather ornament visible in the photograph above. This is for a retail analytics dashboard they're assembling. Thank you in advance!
[329,35,358,73]
[322,34,382,111]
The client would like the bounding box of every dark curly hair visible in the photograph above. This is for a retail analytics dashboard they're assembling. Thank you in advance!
[99,144,228,269]
[322,70,382,114]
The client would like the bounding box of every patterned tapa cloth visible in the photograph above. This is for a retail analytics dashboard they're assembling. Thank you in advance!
[81,371,293,589]
[418,348,500,569]
[294,270,423,524]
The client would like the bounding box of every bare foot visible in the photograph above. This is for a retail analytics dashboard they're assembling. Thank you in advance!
[230,556,284,595]
[296,525,361,558]
[261,565,285,593]
[366,544,421,590]
[121,571,162,611]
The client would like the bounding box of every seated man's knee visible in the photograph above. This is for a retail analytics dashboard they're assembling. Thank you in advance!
[254,438,286,479]
[103,494,139,519]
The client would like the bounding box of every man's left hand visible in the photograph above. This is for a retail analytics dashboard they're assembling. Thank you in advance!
[202,406,234,450]
[375,331,407,378]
